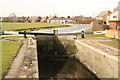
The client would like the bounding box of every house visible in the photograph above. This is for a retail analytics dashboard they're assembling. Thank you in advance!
[2,17,9,22]
[72,17,95,24]
[41,16,48,22]
[96,11,112,22]
[47,16,56,23]
[36,16,42,22]
[48,17,73,24]
[27,16,40,23]
[105,7,120,39]
[50,17,67,24]
[17,17,28,22]
[106,7,119,25]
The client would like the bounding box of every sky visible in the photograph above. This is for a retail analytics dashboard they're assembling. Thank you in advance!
[0,0,120,17]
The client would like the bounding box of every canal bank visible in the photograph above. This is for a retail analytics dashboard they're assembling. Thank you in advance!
[75,38,119,79]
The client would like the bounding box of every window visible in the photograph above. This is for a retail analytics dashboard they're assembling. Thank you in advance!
[113,16,117,18]
[117,24,120,30]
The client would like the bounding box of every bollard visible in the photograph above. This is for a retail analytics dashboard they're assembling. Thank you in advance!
[28,37,35,47]
[24,31,27,38]
[81,30,85,38]
[53,30,58,35]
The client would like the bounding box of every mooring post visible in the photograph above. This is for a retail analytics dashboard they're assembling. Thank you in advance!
[24,31,27,38]
[53,30,58,35]
[81,30,85,38]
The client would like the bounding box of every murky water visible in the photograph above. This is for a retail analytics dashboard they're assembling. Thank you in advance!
[39,57,96,79]
[37,36,98,80]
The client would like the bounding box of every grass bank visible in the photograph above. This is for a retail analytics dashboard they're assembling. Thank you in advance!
[1,22,71,32]
[77,28,105,37]
[77,34,106,37]
[85,28,93,32]
[101,38,120,49]
[2,41,23,76]
[1,36,33,39]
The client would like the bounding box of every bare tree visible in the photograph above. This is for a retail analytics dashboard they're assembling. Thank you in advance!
[8,13,17,22]
[53,13,58,18]
[79,14,84,17]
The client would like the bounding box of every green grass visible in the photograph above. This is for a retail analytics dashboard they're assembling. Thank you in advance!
[101,38,120,49]
[1,36,33,39]
[85,28,93,32]
[77,32,120,49]
[77,27,106,37]
[77,34,106,37]
[84,28,120,49]
[2,41,23,76]
[1,22,70,32]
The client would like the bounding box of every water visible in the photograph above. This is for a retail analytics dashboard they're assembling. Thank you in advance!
[32,25,91,34]
[37,36,98,80]
[39,57,96,79]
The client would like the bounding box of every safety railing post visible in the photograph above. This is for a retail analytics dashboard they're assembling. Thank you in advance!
[53,30,58,35]
[24,31,27,38]
[81,30,85,38]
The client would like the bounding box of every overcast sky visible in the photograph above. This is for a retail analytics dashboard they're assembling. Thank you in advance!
[0,0,119,17]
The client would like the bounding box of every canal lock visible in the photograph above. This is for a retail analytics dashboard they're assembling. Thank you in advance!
[37,35,98,79]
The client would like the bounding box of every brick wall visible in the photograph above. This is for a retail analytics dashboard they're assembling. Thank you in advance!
[109,22,117,30]
[105,30,120,39]
[105,21,120,39]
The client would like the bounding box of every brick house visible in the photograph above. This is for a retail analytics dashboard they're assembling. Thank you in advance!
[27,16,41,23]
[105,8,120,39]
[71,16,95,24]
[47,16,56,23]
[107,7,119,25]
[96,11,112,21]
[41,16,48,22]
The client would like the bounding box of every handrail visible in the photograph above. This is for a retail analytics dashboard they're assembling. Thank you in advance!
[3,30,105,38]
